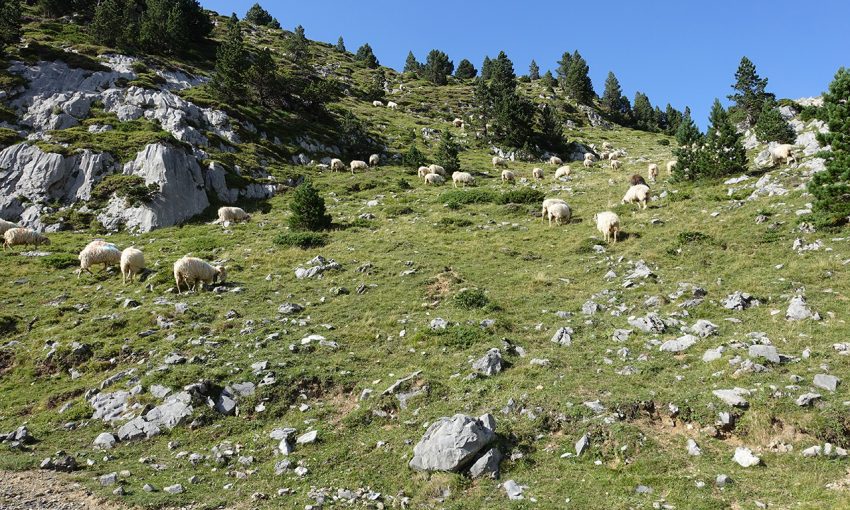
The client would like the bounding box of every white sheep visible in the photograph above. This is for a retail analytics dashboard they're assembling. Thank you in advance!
[77,240,121,277]
[547,203,572,226]
[372,100,383,107]
[452,171,474,187]
[602,141,614,150]
[217,206,251,224]
[610,159,622,170]
[622,184,651,210]
[350,160,368,174]
[532,168,544,180]
[648,164,659,183]
[452,118,464,128]
[0,219,19,236]
[501,170,516,182]
[417,166,432,177]
[666,160,677,175]
[369,154,380,167]
[330,158,346,172]
[541,198,568,222]
[584,152,596,161]
[424,173,445,185]
[548,156,563,166]
[173,256,227,294]
[583,158,593,169]
[120,247,145,284]
[3,228,50,251]
[554,166,571,179]
[600,151,610,161]
[594,211,620,244]
[770,144,797,165]
[492,156,509,168]
[428,164,447,177]
[386,101,398,110]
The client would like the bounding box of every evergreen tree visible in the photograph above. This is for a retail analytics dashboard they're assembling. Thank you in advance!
[472,51,534,148]
[403,51,420,74]
[665,103,683,135]
[564,50,594,105]
[454,59,476,79]
[435,130,461,172]
[675,107,702,146]
[365,68,386,101]
[137,0,210,54]
[728,56,773,126]
[422,49,454,85]
[245,3,279,28]
[355,43,379,69]
[480,56,492,80]
[538,104,563,149]
[555,51,572,87]
[702,98,747,177]
[654,105,667,132]
[489,51,516,94]
[601,71,628,121]
[91,0,127,48]
[247,48,278,106]
[211,14,249,101]
[0,0,22,55]
[402,144,426,168]
[541,70,556,90]
[754,98,795,144]
[37,0,73,17]
[528,60,540,80]
[808,67,850,227]
[285,25,308,62]
[335,36,346,52]
[472,77,493,136]
[632,92,657,131]
[288,180,332,231]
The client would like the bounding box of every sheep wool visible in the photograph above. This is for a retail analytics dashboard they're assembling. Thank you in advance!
[3,228,50,251]
[174,256,227,294]
[622,184,651,210]
[0,219,19,236]
[217,206,251,223]
[120,247,145,284]
[595,211,620,244]
[350,160,368,174]
[451,172,474,187]
[547,203,572,226]
[77,240,121,277]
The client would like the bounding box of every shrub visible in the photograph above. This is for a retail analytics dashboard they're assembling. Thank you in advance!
[92,175,158,206]
[676,231,712,245]
[273,232,327,249]
[288,180,332,231]
[435,130,460,172]
[497,188,544,204]
[40,253,79,269]
[402,145,426,168]
[657,139,670,146]
[454,288,489,309]
[384,205,415,217]
[440,189,496,205]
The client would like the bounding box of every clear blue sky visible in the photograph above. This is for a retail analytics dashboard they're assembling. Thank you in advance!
[200,0,849,128]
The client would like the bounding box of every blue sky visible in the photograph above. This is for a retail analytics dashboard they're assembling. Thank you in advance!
[200,1,849,128]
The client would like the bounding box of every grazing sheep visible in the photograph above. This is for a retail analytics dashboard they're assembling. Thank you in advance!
[610,159,622,170]
[452,118,464,128]
[541,198,568,222]
[770,144,797,165]
[0,219,19,236]
[428,164,447,177]
[548,156,563,166]
[501,170,516,182]
[3,228,50,251]
[667,160,677,175]
[532,168,544,180]
[173,256,227,294]
[492,156,509,168]
[602,141,614,150]
[77,240,120,277]
[120,247,145,284]
[629,174,649,187]
[386,101,398,110]
[622,184,651,210]
[451,171,475,187]
[350,160,368,174]
[372,100,383,107]
[418,166,432,177]
[554,166,571,179]
[584,153,595,161]
[547,203,572,226]
[369,154,380,167]
[600,151,610,161]
[424,173,445,185]
[594,211,620,244]
[217,206,251,224]
[648,164,659,183]
[583,158,593,169]
[330,158,346,172]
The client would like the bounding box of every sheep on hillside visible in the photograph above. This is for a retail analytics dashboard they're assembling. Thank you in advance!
[452,171,474,187]
[541,198,568,223]
[372,100,383,107]
[622,184,651,210]
[418,166,432,177]
[770,144,797,166]
[386,101,398,110]
[532,168,544,180]
[217,206,250,224]
[453,118,464,128]
[424,173,445,185]
[600,151,610,161]
[330,158,346,172]
[667,160,677,175]
[554,166,571,179]
[547,203,571,226]
[174,256,227,294]
[594,211,620,244]
[0,219,19,236]
[583,158,593,169]
[611,159,622,170]
[492,156,509,168]
[584,153,596,162]
[648,163,659,183]
[77,240,120,277]
[548,156,563,166]
[369,154,380,167]
[3,228,50,251]
[121,247,145,284]
[602,141,614,150]
[350,160,368,174]
[428,164,447,176]
[501,170,516,182]
[629,174,648,187]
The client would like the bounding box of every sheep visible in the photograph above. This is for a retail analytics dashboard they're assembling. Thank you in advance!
[452,118,464,128]
[120,247,145,284]
[501,170,516,183]
[554,166,571,179]
[594,211,620,244]
[217,206,251,224]
[622,184,651,210]
[428,164,447,177]
[424,173,445,185]
[330,158,346,172]
[600,151,610,161]
[77,240,120,277]
[0,219,19,236]
[583,158,593,169]
[173,256,227,294]
[3,228,50,251]
[610,159,622,170]
[369,154,380,167]
[547,203,572,226]
[418,166,432,177]
[583,152,595,162]
[532,168,544,180]
[372,100,383,107]
[629,174,649,187]
[541,198,568,222]
[452,171,475,187]
[350,160,368,174]
[667,160,677,175]
[548,156,563,166]
[492,156,509,168]
[648,164,659,183]
[386,101,398,110]
[770,144,797,166]
[602,141,614,150]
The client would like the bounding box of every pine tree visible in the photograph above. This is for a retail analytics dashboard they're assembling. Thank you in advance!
[335,36,346,52]
[702,98,747,178]
[0,0,20,56]
[137,0,210,54]
[435,130,461,172]
[489,51,516,95]
[288,179,332,231]
[455,59,476,79]
[632,92,657,131]
[601,71,626,120]
[728,56,773,126]
[403,51,420,74]
[538,104,563,149]
[422,49,454,85]
[654,105,667,132]
[286,25,308,62]
[90,0,126,47]
[809,67,850,227]
[754,98,795,144]
[564,51,594,105]
[675,107,702,146]
[355,43,379,69]
[245,3,279,28]
[541,70,556,90]
[528,60,540,80]
[365,68,386,101]
[555,51,572,87]
[247,48,278,106]
[37,0,72,17]
[211,14,249,101]
[664,104,682,135]
[480,56,492,80]
[402,144,426,168]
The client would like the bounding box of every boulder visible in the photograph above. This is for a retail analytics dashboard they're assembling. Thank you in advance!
[469,447,502,479]
[786,295,820,321]
[732,447,761,467]
[409,414,496,472]
[472,348,503,376]
[660,334,698,353]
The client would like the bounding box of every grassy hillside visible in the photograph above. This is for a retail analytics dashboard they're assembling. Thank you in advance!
[2,6,849,510]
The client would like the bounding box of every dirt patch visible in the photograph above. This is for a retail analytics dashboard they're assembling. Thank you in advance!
[0,470,130,510]
[424,268,463,302]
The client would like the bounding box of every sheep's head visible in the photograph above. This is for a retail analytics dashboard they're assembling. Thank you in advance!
[245,214,252,221]
[214,266,227,284]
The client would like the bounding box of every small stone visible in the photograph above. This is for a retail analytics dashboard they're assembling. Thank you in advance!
[164,484,184,494]
[502,480,524,500]
[687,439,701,456]
[143,483,156,492]
[472,348,503,376]
[748,344,780,364]
[713,389,750,408]
[469,447,502,479]
[795,393,821,407]
[296,430,317,445]
[715,474,732,487]
[100,472,118,486]
[575,434,589,456]
[93,433,117,450]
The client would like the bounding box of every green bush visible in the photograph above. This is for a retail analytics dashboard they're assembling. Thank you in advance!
[92,175,158,206]
[497,188,544,205]
[454,288,489,309]
[273,232,328,249]
[288,180,332,231]
[657,139,670,146]
[440,189,496,205]
[676,231,712,245]
[40,253,79,269]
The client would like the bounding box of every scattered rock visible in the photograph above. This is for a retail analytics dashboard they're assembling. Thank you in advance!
[409,414,496,472]
[748,344,780,364]
[472,348,503,376]
[813,374,840,392]
[786,295,820,321]
[469,447,502,479]
[712,388,750,408]
[732,447,761,467]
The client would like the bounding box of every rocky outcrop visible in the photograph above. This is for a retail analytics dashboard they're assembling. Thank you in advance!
[204,162,276,203]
